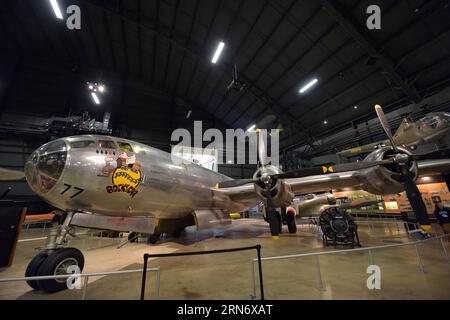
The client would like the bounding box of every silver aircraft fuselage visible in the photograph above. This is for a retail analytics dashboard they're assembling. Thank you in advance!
[24,135,243,220]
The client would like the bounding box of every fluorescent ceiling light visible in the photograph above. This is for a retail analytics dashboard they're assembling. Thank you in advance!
[246,124,256,132]
[211,41,225,64]
[91,92,100,104]
[49,0,63,20]
[299,78,318,94]
[186,110,192,119]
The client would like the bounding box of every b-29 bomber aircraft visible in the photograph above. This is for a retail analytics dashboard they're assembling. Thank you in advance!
[1,105,450,293]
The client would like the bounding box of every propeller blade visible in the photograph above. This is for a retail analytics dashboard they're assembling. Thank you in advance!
[256,129,268,166]
[375,104,398,152]
[409,147,450,161]
[217,178,257,189]
[272,159,392,180]
[401,169,430,229]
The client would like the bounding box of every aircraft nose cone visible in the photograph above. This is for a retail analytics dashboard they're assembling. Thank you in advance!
[25,140,68,194]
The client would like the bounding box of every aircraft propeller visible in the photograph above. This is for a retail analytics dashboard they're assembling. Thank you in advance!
[373,104,446,230]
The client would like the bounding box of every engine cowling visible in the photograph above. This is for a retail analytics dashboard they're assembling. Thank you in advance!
[358,147,418,195]
[253,165,295,207]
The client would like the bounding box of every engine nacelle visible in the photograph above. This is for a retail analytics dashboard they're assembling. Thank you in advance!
[253,165,295,208]
[358,147,418,195]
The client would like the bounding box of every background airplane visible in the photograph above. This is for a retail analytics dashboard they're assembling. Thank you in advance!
[287,192,380,218]
[337,112,450,158]
[0,105,450,293]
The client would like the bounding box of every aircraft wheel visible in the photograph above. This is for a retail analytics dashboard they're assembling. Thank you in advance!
[286,211,297,234]
[147,234,160,244]
[37,248,84,293]
[276,211,282,234]
[25,251,48,290]
[128,232,138,242]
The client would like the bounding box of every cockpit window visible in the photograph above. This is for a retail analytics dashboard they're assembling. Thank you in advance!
[71,140,96,149]
[420,115,439,129]
[38,140,66,154]
[37,151,67,180]
[118,142,133,153]
[305,194,314,200]
[98,140,117,149]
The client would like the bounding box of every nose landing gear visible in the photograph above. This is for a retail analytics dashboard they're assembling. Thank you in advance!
[25,212,85,293]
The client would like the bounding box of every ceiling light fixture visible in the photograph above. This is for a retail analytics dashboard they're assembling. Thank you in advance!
[246,124,256,132]
[354,105,358,109]
[211,41,225,64]
[323,120,328,125]
[299,78,318,94]
[49,0,63,20]
[91,92,100,105]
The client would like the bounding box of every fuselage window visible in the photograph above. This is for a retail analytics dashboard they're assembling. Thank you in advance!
[70,141,96,149]
[118,142,134,153]
[98,140,117,149]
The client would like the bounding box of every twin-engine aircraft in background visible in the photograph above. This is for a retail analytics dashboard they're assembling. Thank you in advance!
[0,105,450,293]
[287,192,380,219]
[337,112,450,158]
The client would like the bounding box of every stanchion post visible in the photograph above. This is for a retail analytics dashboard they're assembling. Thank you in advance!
[414,244,425,274]
[256,245,264,300]
[140,254,149,300]
[156,268,161,299]
[439,237,449,263]
[251,260,256,299]
[315,255,325,292]
[81,275,89,300]
[368,249,374,265]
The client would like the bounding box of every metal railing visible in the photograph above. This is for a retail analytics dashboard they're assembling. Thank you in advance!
[251,233,450,294]
[298,214,422,236]
[140,245,264,300]
[0,267,160,300]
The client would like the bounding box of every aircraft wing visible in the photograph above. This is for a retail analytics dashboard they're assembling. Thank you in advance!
[217,159,450,208]
[216,170,364,209]
[0,168,25,180]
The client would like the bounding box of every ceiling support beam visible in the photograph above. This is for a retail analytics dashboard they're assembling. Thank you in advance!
[320,0,422,103]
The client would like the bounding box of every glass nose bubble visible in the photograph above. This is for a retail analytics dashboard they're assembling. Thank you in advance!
[26,140,68,193]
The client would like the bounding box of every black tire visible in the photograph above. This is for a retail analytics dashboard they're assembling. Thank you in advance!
[25,252,48,290]
[286,211,297,234]
[37,248,84,293]
[128,232,138,242]
[147,234,160,244]
[276,211,282,234]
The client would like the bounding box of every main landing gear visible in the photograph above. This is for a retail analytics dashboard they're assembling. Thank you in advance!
[280,207,297,234]
[25,212,85,293]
